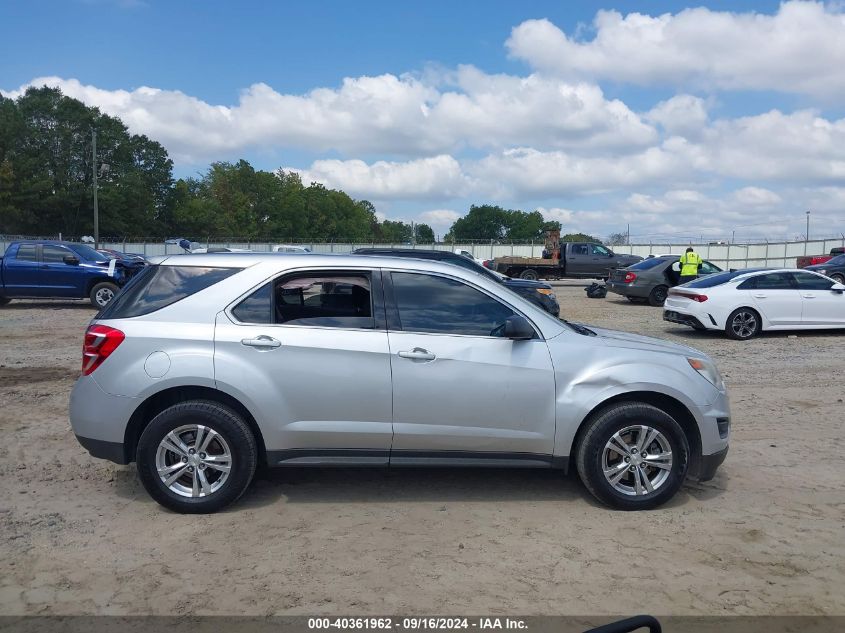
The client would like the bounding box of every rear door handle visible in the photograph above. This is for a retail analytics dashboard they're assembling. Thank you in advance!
[753,294,767,298]
[398,348,436,361]
[241,335,281,349]
[802,294,815,299]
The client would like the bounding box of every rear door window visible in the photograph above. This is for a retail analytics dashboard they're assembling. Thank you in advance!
[230,271,378,329]
[98,266,240,319]
[15,244,37,262]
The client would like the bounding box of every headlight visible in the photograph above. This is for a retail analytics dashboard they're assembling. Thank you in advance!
[687,357,725,391]
[536,288,556,298]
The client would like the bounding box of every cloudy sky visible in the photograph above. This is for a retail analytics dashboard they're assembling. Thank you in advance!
[3,0,845,241]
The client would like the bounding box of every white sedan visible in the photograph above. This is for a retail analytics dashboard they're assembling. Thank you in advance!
[663,268,845,340]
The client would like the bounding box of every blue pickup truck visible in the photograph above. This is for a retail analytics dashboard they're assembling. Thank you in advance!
[0,241,145,308]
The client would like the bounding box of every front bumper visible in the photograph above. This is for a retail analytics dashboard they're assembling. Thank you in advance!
[697,446,728,481]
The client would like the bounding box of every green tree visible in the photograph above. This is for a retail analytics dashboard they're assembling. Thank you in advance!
[561,232,603,243]
[415,223,435,243]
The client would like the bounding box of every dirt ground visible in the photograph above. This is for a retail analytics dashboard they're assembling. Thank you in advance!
[1,282,843,617]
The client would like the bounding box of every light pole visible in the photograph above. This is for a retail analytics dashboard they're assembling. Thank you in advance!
[806,210,810,243]
[92,128,99,249]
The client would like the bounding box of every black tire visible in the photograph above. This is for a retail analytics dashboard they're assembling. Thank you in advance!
[575,402,689,511]
[89,281,119,309]
[520,269,539,281]
[136,400,257,514]
[725,307,761,340]
[0,296,10,307]
[830,273,845,285]
[648,285,669,307]
[627,296,647,304]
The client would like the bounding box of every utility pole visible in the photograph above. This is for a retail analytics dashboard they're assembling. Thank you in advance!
[626,223,630,245]
[92,128,99,249]
[806,210,810,243]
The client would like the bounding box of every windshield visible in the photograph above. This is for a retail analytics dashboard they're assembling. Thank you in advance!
[67,243,109,261]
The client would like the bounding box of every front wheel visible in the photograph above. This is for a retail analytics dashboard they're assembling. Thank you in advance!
[830,273,845,285]
[136,400,258,513]
[725,307,761,340]
[89,281,119,308]
[520,269,539,281]
[575,402,689,510]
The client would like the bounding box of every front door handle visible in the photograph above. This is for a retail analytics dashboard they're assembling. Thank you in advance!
[753,294,767,298]
[241,335,281,349]
[397,348,436,361]
[802,294,815,299]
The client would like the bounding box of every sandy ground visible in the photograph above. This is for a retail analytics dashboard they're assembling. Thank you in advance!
[0,282,843,617]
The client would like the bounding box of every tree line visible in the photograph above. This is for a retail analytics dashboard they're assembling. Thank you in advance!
[0,86,612,244]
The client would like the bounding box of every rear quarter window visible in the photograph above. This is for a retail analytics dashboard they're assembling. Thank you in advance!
[97,265,240,319]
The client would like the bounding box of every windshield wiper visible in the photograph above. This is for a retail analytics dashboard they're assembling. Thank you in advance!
[562,319,597,336]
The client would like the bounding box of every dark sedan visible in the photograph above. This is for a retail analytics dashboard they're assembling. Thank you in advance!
[804,254,845,285]
[607,255,722,306]
[352,248,560,316]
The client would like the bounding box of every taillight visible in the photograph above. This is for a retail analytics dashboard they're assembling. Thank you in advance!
[669,290,709,302]
[82,325,125,375]
[623,272,637,283]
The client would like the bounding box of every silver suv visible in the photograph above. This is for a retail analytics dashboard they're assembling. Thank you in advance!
[70,253,730,513]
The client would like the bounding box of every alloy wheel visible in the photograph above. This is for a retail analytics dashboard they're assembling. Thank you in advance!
[155,424,232,498]
[602,425,673,496]
[731,311,757,339]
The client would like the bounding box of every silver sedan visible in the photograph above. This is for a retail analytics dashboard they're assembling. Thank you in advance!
[70,253,729,513]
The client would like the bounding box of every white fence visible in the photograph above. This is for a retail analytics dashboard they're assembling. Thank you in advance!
[2,236,844,270]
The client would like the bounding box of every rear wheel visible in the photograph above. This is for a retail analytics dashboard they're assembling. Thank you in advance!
[137,400,257,513]
[575,402,689,510]
[648,285,669,307]
[89,281,118,309]
[725,307,761,340]
[520,269,539,281]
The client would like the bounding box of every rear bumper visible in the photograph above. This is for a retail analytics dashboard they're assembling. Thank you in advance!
[607,281,650,298]
[75,435,129,464]
[663,309,706,329]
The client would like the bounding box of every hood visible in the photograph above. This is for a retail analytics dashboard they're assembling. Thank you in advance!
[584,325,707,359]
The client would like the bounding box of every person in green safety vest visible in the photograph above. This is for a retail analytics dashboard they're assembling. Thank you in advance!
[678,247,703,284]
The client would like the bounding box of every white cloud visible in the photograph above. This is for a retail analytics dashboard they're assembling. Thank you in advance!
[506,2,845,98]
[289,155,469,200]
[647,95,709,138]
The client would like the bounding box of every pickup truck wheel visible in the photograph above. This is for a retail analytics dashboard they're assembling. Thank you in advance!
[90,282,118,308]
[0,297,10,307]
[136,400,257,514]
[576,402,689,510]
[520,269,539,281]
[648,285,669,306]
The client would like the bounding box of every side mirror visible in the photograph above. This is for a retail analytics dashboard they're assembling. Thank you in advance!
[63,255,80,266]
[503,315,535,340]
[832,283,844,293]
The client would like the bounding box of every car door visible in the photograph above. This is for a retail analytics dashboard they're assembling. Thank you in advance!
[384,270,556,464]
[589,243,615,276]
[2,243,42,296]
[739,272,802,326]
[792,271,845,326]
[214,268,394,464]
[565,243,591,276]
[40,244,84,297]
